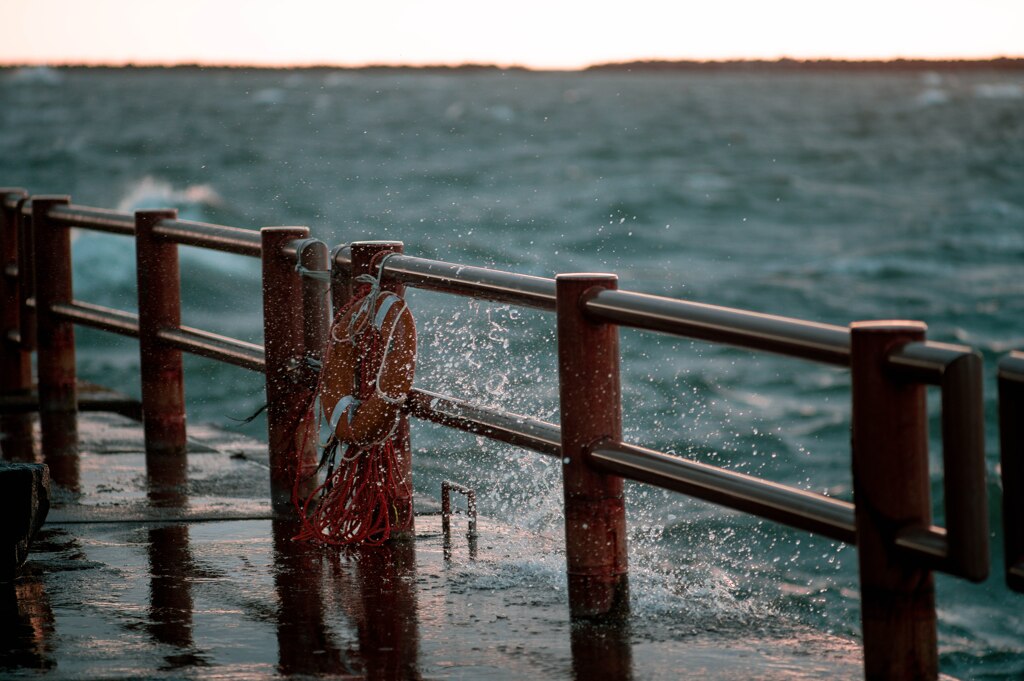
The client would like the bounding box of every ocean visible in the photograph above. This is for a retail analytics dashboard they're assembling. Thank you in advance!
[2,65,1023,678]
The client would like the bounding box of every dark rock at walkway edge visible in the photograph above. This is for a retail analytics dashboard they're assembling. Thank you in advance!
[0,462,50,580]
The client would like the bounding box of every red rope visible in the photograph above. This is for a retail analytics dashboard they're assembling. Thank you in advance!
[289,284,413,546]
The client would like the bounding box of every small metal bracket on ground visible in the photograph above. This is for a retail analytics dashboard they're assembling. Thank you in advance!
[442,480,477,560]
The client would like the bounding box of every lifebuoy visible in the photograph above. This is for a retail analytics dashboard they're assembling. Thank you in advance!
[320,287,416,447]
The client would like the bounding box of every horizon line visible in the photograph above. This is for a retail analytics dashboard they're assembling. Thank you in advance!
[3,55,1024,72]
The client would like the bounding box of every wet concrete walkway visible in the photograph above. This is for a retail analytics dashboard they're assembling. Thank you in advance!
[4,412,863,679]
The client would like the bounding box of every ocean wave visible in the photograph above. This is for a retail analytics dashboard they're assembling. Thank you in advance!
[115,176,223,218]
[974,83,1024,100]
[6,66,63,85]
[914,87,951,107]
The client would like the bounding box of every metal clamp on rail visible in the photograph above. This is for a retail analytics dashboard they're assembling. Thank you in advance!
[887,340,989,581]
[999,351,1024,592]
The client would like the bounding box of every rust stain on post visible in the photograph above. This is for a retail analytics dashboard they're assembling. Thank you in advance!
[556,273,629,620]
[32,196,78,460]
[850,321,937,680]
[136,210,187,463]
[261,227,317,510]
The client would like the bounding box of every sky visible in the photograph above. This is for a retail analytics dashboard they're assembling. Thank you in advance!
[3,0,1023,69]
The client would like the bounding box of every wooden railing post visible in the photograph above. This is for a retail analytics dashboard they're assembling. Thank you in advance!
[135,209,187,464]
[261,227,317,510]
[850,321,937,680]
[0,189,32,459]
[298,239,329,382]
[556,273,629,619]
[347,241,414,538]
[17,197,36,353]
[32,195,76,458]
[999,352,1024,592]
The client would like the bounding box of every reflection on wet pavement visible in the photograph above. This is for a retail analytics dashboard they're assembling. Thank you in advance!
[2,413,863,679]
[1,577,55,671]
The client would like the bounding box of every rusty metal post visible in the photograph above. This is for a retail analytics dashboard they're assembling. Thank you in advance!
[347,241,414,537]
[850,321,937,680]
[329,243,352,318]
[0,189,32,459]
[16,198,36,354]
[556,273,629,620]
[261,227,318,510]
[135,210,188,466]
[1000,352,1024,592]
[298,240,329,377]
[32,196,77,458]
[0,189,29,385]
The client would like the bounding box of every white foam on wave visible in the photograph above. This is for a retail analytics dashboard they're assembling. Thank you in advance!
[115,176,223,217]
[974,83,1024,100]
[109,177,256,280]
[914,87,950,107]
[6,66,63,85]
[252,87,285,105]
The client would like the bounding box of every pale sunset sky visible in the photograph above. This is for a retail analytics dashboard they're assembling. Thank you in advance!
[3,0,1022,69]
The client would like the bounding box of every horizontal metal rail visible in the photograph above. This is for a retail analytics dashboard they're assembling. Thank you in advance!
[51,301,140,337]
[153,218,262,257]
[39,203,264,258]
[46,299,265,371]
[157,326,265,372]
[406,388,562,456]
[1000,351,1024,592]
[887,340,973,384]
[48,204,135,235]
[590,439,858,544]
[408,385,866,548]
[342,252,559,311]
[584,288,851,366]
[337,251,854,368]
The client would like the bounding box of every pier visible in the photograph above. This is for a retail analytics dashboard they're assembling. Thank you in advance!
[2,187,1021,679]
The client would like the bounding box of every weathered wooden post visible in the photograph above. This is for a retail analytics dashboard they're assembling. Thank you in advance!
[32,196,77,459]
[297,239,329,385]
[850,321,937,680]
[346,241,414,538]
[556,273,629,619]
[135,209,188,463]
[17,197,36,353]
[999,351,1024,593]
[261,227,318,510]
[0,189,32,459]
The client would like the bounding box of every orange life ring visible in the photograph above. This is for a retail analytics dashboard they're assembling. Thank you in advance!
[320,288,416,447]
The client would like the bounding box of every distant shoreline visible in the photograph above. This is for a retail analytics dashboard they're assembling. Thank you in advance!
[3,58,1024,73]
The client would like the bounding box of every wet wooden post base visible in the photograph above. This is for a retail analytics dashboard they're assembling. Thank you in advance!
[556,273,629,620]
[347,241,414,539]
[261,227,318,511]
[850,321,938,680]
[32,196,77,459]
[135,210,188,469]
[0,189,33,459]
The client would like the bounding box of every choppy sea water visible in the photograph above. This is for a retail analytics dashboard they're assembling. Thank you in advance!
[2,66,1023,678]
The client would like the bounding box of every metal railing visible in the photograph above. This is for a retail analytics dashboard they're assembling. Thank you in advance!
[0,187,1014,680]
[0,190,321,505]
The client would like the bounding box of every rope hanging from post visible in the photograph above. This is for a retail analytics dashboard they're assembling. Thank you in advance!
[292,254,416,545]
